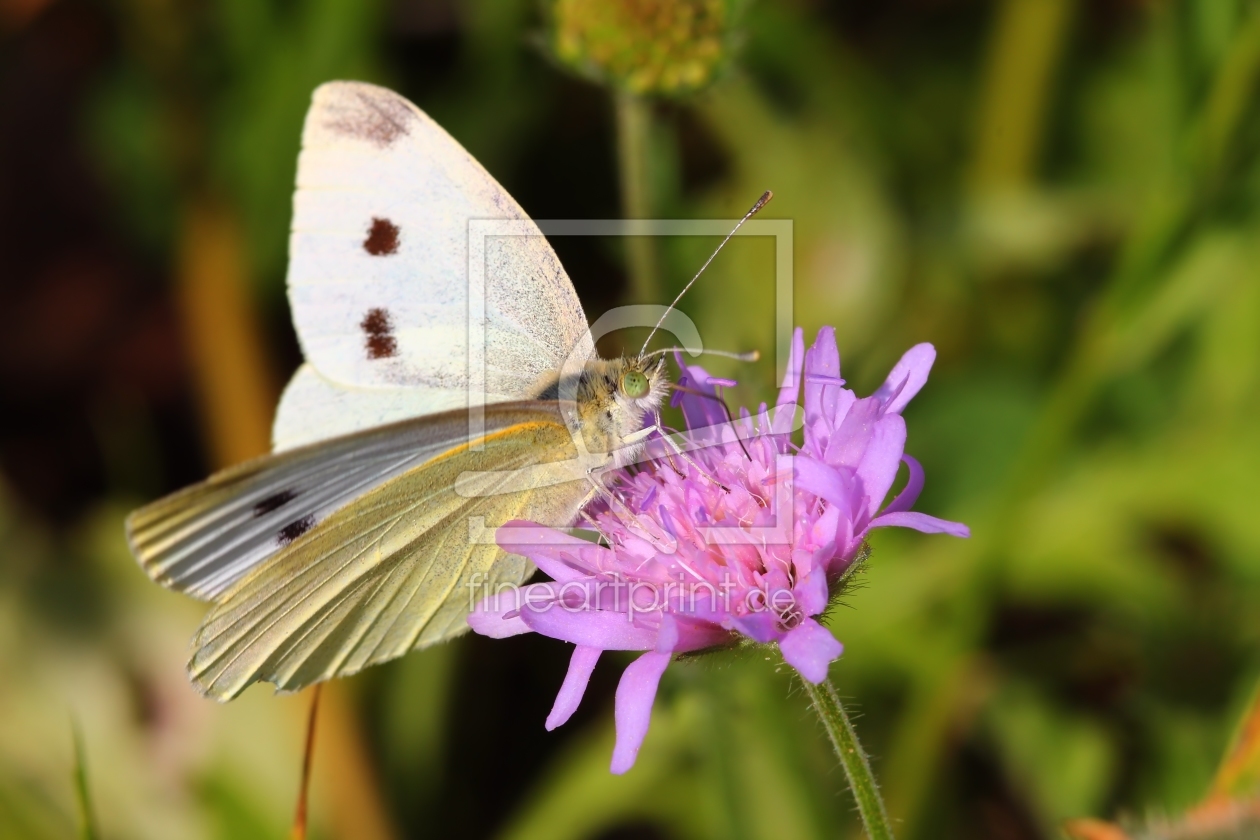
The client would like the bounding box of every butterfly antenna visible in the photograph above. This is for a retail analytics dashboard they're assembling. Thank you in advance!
[644,347,761,362]
[639,190,773,356]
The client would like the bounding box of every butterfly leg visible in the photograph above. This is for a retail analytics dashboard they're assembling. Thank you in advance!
[580,464,677,553]
[625,419,731,492]
[646,413,691,478]
[617,422,685,477]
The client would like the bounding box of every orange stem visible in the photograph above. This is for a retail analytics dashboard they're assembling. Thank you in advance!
[1204,687,1260,804]
[290,684,323,840]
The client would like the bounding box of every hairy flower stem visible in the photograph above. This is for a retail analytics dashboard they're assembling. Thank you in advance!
[803,677,894,840]
[614,90,660,304]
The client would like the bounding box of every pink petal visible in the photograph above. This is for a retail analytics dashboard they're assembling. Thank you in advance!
[727,611,781,643]
[825,396,880,468]
[671,615,736,652]
[521,605,659,650]
[655,613,679,652]
[793,566,830,616]
[882,454,924,514]
[467,585,551,639]
[496,521,601,582]
[833,516,858,569]
[805,504,841,554]
[465,611,529,638]
[804,326,840,379]
[804,378,844,453]
[546,645,601,730]
[868,510,970,538]
[611,651,672,774]
[855,415,907,519]
[670,356,728,429]
[776,327,805,409]
[804,328,843,434]
[873,343,935,415]
[793,455,858,514]
[779,618,843,684]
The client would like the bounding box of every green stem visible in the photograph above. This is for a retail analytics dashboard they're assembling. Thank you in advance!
[969,0,1075,192]
[71,719,98,840]
[614,89,660,304]
[802,677,894,840]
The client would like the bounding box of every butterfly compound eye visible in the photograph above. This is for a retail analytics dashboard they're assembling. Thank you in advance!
[620,370,649,398]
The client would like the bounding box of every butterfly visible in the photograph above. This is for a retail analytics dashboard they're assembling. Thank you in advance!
[125,81,677,701]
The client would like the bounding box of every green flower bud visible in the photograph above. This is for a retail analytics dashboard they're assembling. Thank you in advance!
[550,0,741,97]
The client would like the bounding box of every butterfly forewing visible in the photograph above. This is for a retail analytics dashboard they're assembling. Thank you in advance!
[276,81,593,451]
[186,403,590,700]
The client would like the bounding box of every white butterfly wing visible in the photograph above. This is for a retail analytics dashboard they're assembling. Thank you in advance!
[272,364,447,452]
[129,401,595,699]
[281,80,592,446]
[125,82,611,698]
[127,407,487,601]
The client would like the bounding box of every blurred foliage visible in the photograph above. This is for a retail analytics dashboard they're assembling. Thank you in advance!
[3,0,1260,839]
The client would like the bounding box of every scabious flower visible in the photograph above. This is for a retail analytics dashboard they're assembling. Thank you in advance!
[469,326,968,773]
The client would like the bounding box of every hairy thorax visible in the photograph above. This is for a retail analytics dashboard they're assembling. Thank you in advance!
[530,356,669,465]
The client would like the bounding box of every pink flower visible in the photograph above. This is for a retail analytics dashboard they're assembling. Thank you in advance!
[468,327,968,773]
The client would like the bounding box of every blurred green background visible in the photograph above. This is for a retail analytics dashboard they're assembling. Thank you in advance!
[3,0,1260,838]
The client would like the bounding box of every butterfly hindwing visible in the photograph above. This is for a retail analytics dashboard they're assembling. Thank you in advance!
[271,363,455,452]
[126,404,539,601]
[186,403,591,700]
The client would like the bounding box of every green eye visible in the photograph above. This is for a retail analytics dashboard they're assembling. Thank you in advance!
[620,370,649,398]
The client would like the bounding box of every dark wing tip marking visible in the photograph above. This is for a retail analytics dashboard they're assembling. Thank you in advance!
[278,515,317,546]
[361,307,398,360]
[253,489,299,518]
[324,88,412,148]
[364,217,400,256]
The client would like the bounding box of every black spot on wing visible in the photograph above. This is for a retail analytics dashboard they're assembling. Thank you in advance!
[361,307,398,359]
[278,515,316,546]
[324,88,412,148]
[253,489,298,517]
[364,217,399,256]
